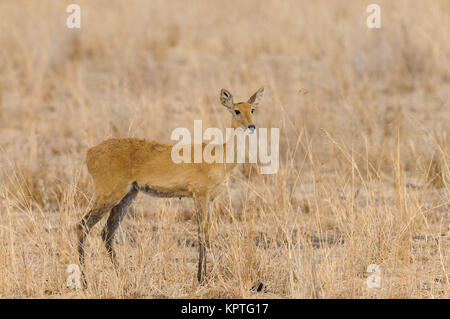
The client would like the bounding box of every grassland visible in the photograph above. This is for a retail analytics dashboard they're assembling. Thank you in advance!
[0,0,448,298]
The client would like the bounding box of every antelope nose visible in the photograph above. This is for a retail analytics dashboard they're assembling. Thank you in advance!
[248,125,256,132]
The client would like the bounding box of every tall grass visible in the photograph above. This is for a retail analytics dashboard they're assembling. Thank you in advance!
[0,0,448,298]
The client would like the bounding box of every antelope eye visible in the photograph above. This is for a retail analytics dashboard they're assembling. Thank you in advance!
[251,109,255,113]
[234,110,241,115]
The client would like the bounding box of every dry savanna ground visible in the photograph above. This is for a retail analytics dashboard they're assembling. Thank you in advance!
[0,0,448,298]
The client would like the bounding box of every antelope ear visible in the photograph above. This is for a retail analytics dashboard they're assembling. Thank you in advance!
[220,89,234,110]
[248,87,264,107]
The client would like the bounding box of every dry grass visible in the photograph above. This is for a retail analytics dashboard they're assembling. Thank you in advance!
[0,0,448,298]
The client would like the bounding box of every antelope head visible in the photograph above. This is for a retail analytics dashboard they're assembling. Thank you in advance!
[220,87,264,134]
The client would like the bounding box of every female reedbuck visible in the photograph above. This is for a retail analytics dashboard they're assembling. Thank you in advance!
[76,87,264,284]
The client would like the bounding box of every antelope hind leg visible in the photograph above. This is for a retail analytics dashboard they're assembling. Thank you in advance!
[101,185,138,267]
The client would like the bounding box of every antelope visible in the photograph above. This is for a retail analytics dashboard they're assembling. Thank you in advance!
[76,87,264,284]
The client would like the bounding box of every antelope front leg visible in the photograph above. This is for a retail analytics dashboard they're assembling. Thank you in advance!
[195,197,211,284]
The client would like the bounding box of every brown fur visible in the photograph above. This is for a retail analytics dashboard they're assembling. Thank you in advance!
[76,87,264,285]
